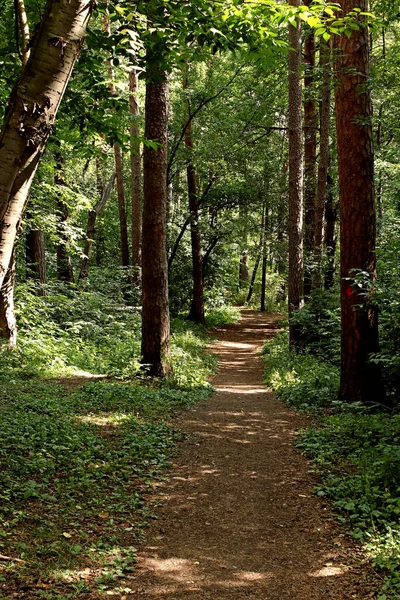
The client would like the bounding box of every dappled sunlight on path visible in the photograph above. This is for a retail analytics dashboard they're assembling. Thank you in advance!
[132,310,372,599]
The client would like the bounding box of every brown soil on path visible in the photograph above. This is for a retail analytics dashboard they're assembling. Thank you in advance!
[131,310,375,599]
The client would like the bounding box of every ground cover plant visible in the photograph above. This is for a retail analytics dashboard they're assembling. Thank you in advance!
[263,295,400,600]
[0,282,237,599]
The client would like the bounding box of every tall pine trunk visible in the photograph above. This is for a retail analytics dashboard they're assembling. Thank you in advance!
[335,0,386,404]
[0,0,92,343]
[141,71,171,377]
[288,0,304,346]
[130,69,142,286]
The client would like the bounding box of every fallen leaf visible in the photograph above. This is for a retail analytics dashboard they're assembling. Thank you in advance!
[62,532,72,538]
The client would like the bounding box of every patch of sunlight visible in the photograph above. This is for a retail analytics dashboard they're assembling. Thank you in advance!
[217,341,252,349]
[74,413,131,426]
[216,387,266,395]
[309,565,346,577]
[236,570,268,581]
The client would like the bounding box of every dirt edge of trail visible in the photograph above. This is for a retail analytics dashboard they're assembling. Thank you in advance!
[129,310,377,600]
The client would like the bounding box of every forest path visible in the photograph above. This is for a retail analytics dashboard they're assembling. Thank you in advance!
[132,310,373,599]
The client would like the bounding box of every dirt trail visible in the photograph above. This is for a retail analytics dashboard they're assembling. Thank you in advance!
[132,311,374,599]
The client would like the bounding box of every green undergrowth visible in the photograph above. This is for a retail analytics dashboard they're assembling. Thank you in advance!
[0,283,239,598]
[263,331,400,599]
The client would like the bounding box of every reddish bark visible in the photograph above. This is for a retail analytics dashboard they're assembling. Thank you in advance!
[335,0,386,404]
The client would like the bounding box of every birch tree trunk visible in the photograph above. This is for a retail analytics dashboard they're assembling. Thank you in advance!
[288,0,304,347]
[0,0,92,344]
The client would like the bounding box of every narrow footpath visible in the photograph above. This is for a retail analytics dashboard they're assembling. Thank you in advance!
[132,311,374,599]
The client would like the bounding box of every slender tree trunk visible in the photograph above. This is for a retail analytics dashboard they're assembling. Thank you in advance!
[104,13,130,271]
[141,71,171,377]
[130,69,142,286]
[79,172,115,281]
[114,144,130,269]
[0,0,92,344]
[260,202,268,312]
[288,0,304,346]
[26,225,46,295]
[335,0,386,404]
[55,155,74,283]
[183,73,205,325]
[15,0,30,66]
[324,172,337,289]
[312,38,332,290]
[303,0,317,298]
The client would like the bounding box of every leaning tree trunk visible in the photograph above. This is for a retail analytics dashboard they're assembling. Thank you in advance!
[0,0,93,343]
[141,70,171,377]
[130,68,142,286]
[288,0,304,347]
[335,0,386,405]
[303,0,317,299]
[312,38,332,290]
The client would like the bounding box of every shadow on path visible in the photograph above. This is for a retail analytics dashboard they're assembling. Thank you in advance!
[132,311,373,599]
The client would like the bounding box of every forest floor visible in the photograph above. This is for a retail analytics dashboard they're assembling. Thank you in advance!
[128,310,377,600]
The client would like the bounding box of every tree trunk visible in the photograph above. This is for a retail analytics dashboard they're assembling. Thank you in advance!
[303,0,317,298]
[55,155,74,283]
[260,202,268,312]
[114,144,130,269]
[324,172,337,290]
[79,172,115,281]
[15,0,30,66]
[130,68,142,286]
[335,0,386,404]
[288,0,304,346]
[26,226,47,295]
[0,0,92,343]
[312,38,332,290]
[183,74,205,325]
[141,71,171,377]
